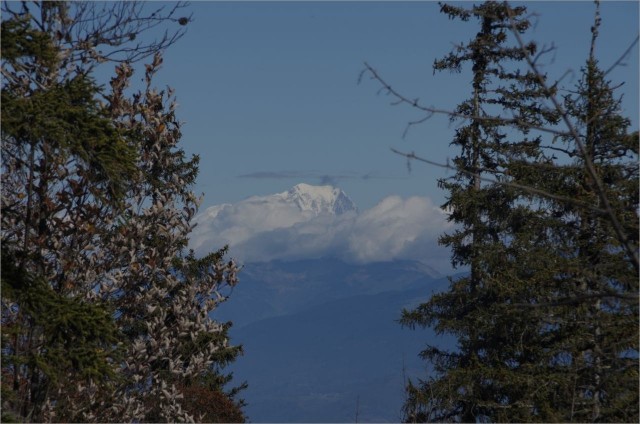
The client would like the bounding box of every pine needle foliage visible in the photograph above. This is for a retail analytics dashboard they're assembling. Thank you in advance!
[400,2,638,422]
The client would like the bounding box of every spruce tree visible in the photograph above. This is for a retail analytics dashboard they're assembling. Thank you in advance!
[528,21,639,420]
[400,2,565,421]
[400,2,638,422]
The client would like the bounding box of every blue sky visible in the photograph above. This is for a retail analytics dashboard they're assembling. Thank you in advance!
[146,1,639,212]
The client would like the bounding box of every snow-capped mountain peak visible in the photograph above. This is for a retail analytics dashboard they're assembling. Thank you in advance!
[193,184,357,238]
[190,184,448,268]
[281,183,357,216]
[190,184,357,253]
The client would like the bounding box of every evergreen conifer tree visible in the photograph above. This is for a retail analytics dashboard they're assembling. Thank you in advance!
[521,18,639,420]
[399,2,638,422]
[400,3,563,421]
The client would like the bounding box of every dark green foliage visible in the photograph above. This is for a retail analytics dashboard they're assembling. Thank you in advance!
[1,248,121,422]
[400,2,638,423]
[1,16,58,69]
[1,250,120,382]
[1,17,136,201]
[537,57,639,422]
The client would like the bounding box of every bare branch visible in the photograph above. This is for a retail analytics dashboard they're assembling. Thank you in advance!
[604,35,639,77]
[1,1,192,78]
[361,62,570,139]
[539,144,576,158]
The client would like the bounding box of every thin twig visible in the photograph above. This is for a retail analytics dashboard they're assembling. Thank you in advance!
[361,62,569,140]
[604,35,639,77]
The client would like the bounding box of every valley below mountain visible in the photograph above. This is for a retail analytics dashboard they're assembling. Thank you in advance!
[212,258,458,422]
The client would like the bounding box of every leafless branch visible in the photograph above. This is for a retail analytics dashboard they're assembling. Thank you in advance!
[1,1,192,76]
[604,35,639,77]
[539,143,576,158]
[360,62,569,140]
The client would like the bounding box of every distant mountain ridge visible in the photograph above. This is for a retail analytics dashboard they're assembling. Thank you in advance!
[212,258,457,422]
[216,257,441,329]
[197,183,356,224]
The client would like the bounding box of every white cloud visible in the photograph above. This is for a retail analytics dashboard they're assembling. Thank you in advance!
[347,196,448,263]
[190,194,453,272]
[190,196,315,251]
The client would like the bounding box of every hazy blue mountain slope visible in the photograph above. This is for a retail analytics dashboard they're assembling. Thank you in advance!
[213,258,441,329]
[213,259,457,422]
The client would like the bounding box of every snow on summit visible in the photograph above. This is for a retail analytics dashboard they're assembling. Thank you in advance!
[191,184,358,253]
[190,184,451,268]
[196,183,355,225]
[281,183,357,216]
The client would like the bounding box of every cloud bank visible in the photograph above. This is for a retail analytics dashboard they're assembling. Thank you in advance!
[190,194,453,271]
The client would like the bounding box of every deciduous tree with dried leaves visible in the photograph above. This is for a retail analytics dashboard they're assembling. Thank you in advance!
[1,2,245,422]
